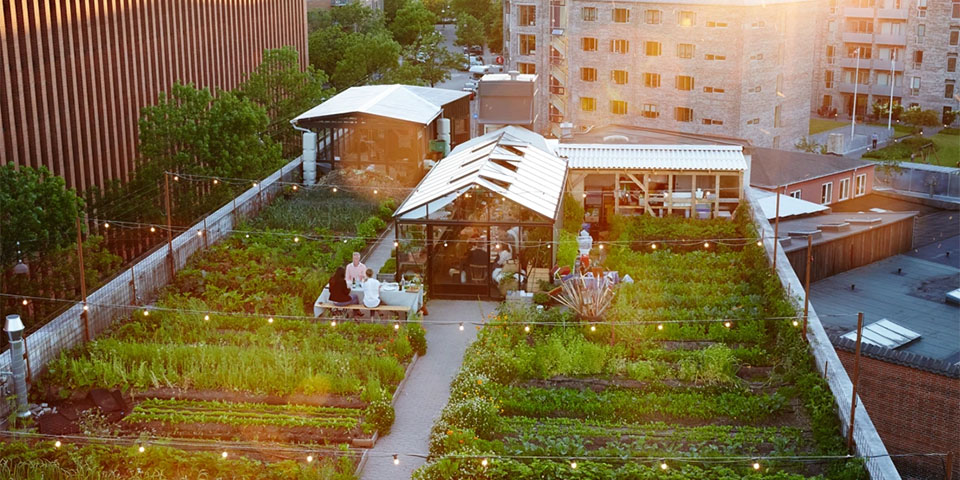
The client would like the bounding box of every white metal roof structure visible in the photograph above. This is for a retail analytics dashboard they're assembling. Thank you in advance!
[394,126,568,221]
[555,144,748,171]
[753,189,829,220]
[842,318,921,349]
[292,84,469,126]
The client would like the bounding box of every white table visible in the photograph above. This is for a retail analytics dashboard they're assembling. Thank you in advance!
[314,285,424,319]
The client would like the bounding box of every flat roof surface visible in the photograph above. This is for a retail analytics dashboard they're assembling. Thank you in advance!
[750,148,874,189]
[813,253,960,362]
[778,211,918,253]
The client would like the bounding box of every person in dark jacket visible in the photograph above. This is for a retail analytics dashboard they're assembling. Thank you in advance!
[329,267,359,306]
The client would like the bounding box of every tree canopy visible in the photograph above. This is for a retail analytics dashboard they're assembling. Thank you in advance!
[0,163,84,266]
[390,0,438,46]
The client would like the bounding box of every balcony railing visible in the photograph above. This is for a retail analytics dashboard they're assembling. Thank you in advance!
[550,85,565,95]
[843,6,875,18]
[877,8,908,19]
[874,33,906,45]
[841,31,874,43]
[549,55,565,66]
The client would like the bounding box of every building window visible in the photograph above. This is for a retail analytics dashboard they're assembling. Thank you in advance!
[642,104,659,118]
[751,20,765,28]
[674,107,693,122]
[580,67,597,82]
[675,75,694,91]
[910,76,921,95]
[519,34,536,55]
[611,39,629,54]
[855,174,866,196]
[678,10,695,27]
[951,30,959,46]
[581,7,597,21]
[749,85,763,93]
[772,136,780,149]
[820,182,833,205]
[701,118,723,125]
[581,37,598,51]
[774,105,783,128]
[953,0,959,18]
[705,21,728,28]
[677,43,694,59]
[914,50,923,67]
[644,9,661,24]
[916,24,925,39]
[613,8,630,23]
[948,55,957,73]
[643,73,661,88]
[518,5,536,26]
[747,118,760,125]
[703,86,725,93]
[704,53,726,60]
[946,82,956,99]
[750,53,764,61]
[645,41,662,56]
[839,178,850,201]
[580,97,596,112]
[518,62,536,74]
[790,190,801,199]
[611,70,629,85]
[611,100,628,115]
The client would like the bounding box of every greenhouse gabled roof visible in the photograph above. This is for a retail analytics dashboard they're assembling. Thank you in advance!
[555,144,747,171]
[394,126,568,221]
[292,84,469,126]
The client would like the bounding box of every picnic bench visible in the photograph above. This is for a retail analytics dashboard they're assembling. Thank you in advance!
[314,285,424,321]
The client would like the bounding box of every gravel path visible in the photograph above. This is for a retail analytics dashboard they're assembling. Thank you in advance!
[360,299,496,480]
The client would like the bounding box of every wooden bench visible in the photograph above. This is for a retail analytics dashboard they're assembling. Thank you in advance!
[315,302,411,320]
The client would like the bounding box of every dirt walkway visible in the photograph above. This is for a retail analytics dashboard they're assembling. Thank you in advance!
[360,299,496,480]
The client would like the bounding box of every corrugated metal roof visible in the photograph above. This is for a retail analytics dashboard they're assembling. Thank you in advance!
[555,144,747,171]
[292,85,469,126]
[842,319,921,350]
[754,189,829,219]
[394,127,567,221]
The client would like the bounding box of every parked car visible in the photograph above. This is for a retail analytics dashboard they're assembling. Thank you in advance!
[464,79,479,90]
[466,45,484,56]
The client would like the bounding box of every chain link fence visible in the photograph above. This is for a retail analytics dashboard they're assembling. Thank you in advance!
[1,158,303,425]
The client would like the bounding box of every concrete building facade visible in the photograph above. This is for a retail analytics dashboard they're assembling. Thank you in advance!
[0,0,308,191]
[503,0,817,149]
[811,0,960,124]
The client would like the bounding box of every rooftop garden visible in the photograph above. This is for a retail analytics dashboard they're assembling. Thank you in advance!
[3,184,412,479]
[413,208,866,480]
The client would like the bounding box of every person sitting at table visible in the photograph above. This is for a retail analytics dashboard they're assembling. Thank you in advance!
[362,268,382,318]
[329,267,359,307]
[345,252,366,286]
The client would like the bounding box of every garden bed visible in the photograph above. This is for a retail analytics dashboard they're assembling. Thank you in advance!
[4,182,415,479]
[413,211,866,480]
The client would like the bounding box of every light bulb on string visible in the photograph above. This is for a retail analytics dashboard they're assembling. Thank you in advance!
[723,321,732,328]
[221,451,229,459]
[292,185,298,191]
[306,455,313,463]
[590,325,596,332]
[394,241,399,248]
[83,305,89,311]
[245,234,250,238]
[651,243,657,250]
[213,179,219,185]
[753,461,761,470]
[373,189,378,195]
[332,187,337,193]
[330,320,337,327]
[138,445,145,453]
[55,440,62,448]
[393,454,400,465]
[659,460,668,470]
[103,222,110,229]
[394,323,400,330]
[459,322,464,331]
[757,240,763,246]
[252,182,258,188]
[197,230,204,237]
[524,325,530,333]
[792,320,800,327]
[143,310,149,317]
[268,317,274,324]
[481,458,488,467]
[22,299,28,306]
[704,242,710,248]
[657,324,663,330]
[204,315,210,321]
[599,244,604,250]
[570,461,578,469]
[150,226,156,233]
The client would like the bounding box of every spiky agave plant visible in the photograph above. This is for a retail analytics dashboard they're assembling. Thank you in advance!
[551,275,616,321]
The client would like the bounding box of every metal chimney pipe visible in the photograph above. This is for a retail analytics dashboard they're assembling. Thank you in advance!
[4,315,30,418]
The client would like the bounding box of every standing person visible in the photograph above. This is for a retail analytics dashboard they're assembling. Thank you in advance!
[362,268,382,319]
[871,133,878,150]
[345,252,366,286]
[328,267,359,307]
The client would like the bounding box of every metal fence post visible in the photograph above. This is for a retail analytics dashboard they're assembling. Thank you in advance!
[847,311,864,452]
[75,217,90,343]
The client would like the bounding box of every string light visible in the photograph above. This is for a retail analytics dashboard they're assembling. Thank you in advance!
[394,323,401,330]
[203,315,210,321]
[590,325,596,332]
[792,320,800,327]
[22,299,28,306]
[173,175,179,181]
[332,187,337,193]
[268,317,274,324]
[83,305,89,311]
[213,179,219,185]
[660,460,668,470]
[245,234,250,238]
[757,240,763,246]
[599,244,604,250]
[704,242,710,248]
[54,440,61,448]
[570,460,578,469]
[103,222,110,229]
[307,455,313,463]
[459,322,464,331]
[143,310,149,317]
[252,182,258,188]
[150,226,156,233]
[524,325,530,333]
[657,324,663,330]
[481,458,488,467]
[197,230,204,237]
[394,241,399,248]
[651,243,657,250]
[330,320,337,327]
[294,237,299,243]
[292,185,298,191]
[221,451,229,459]
[138,445,145,453]
[753,460,761,470]
[724,321,732,328]
[373,189,378,195]
[393,454,400,465]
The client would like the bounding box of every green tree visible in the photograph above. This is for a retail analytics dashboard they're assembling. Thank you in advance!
[901,106,940,131]
[454,13,485,48]
[483,0,503,53]
[423,0,451,18]
[390,0,438,46]
[411,31,463,86]
[239,47,334,157]
[331,31,403,89]
[0,163,84,266]
[794,136,828,154]
[384,0,407,23]
[871,101,904,122]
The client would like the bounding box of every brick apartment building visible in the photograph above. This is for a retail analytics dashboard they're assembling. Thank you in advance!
[503,0,817,149]
[811,0,960,124]
[0,1,308,191]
